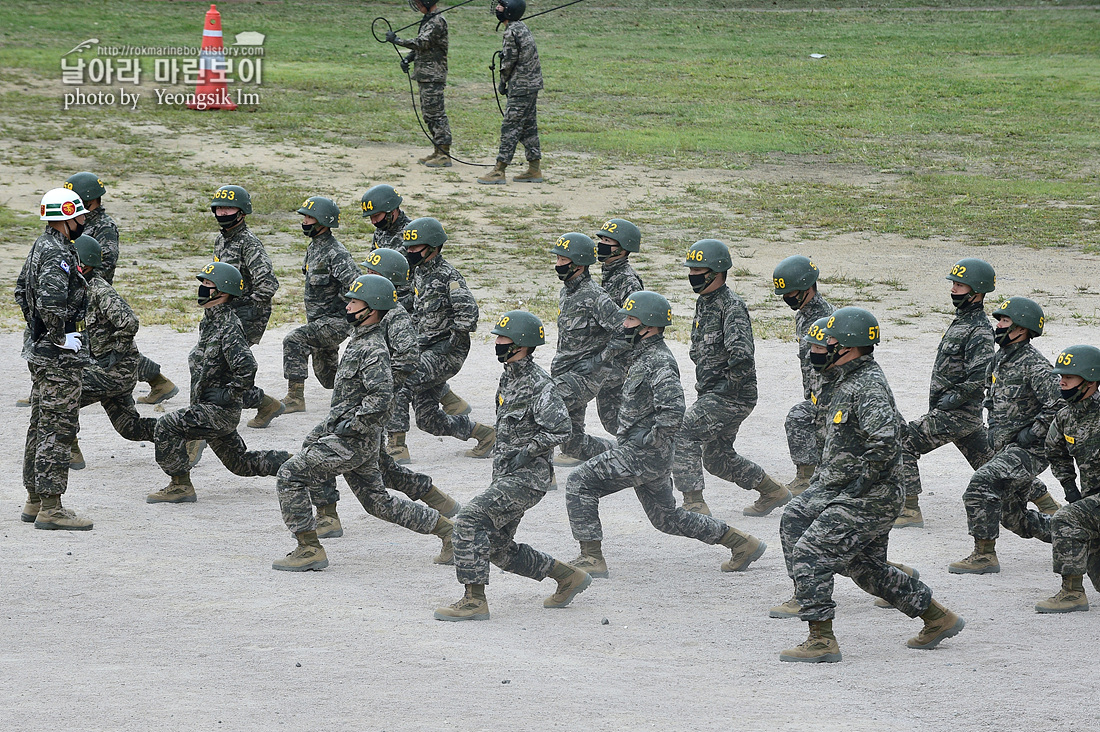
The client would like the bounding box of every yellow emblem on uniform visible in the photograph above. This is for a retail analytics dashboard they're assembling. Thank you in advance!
[991,374,997,384]
[498,394,504,406]
[810,393,817,405]
[1065,434,1075,444]
[833,410,843,424]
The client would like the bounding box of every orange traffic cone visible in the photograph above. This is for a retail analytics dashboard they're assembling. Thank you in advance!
[188,4,237,111]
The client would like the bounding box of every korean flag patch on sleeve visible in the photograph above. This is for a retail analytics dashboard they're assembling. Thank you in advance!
[59,260,69,273]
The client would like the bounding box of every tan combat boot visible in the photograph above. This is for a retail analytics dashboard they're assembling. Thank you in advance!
[719,526,767,572]
[147,474,197,504]
[70,437,86,471]
[769,596,801,618]
[894,495,925,529]
[682,490,711,516]
[138,373,179,404]
[186,440,206,468]
[477,161,507,185]
[424,145,453,168]
[418,147,440,164]
[553,449,584,467]
[16,394,30,407]
[282,380,306,414]
[21,492,41,523]
[432,516,454,565]
[387,432,411,465]
[875,561,920,608]
[439,388,471,416]
[948,538,999,574]
[434,584,490,621]
[907,599,965,649]
[423,485,461,518]
[743,474,792,517]
[1032,491,1061,515]
[787,464,815,496]
[1035,575,1089,614]
[513,159,543,183]
[34,495,93,531]
[544,561,592,608]
[247,393,286,429]
[465,423,496,458]
[272,530,328,571]
[570,540,609,578]
[315,503,343,539]
[780,620,842,663]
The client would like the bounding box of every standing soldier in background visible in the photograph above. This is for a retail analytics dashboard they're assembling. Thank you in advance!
[388,1,453,167]
[16,188,91,530]
[772,255,834,496]
[279,197,359,415]
[594,218,643,436]
[673,239,788,517]
[479,0,543,185]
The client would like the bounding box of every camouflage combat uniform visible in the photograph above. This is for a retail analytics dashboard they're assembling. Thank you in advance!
[213,219,279,347]
[553,271,625,460]
[282,230,359,388]
[16,226,88,498]
[154,303,289,479]
[779,354,936,621]
[453,354,571,585]
[1046,391,1100,590]
[962,340,1058,543]
[496,20,542,165]
[595,257,643,435]
[82,206,119,285]
[566,333,732,545]
[671,283,767,495]
[394,13,451,148]
[784,293,834,467]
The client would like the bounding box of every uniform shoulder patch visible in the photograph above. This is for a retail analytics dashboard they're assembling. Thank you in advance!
[810,393,817,405]
[59,260,69,273]
[449,280,460,291]
[833,410,844,424]
[1065,434,1076,444]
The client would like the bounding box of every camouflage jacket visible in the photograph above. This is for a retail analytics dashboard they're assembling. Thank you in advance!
[493,355,571,471]
[411,253,478,345]
[552,271,625,377]
[1046,391,1100,499]
[213,220,279,306]
[15,226,88,367]
[600,257,643,308]
[382,304,420,386]
[324,320,392,437]
[814,354,903,493]
[188,303,256,406]
[302,231,360,322]
[689,284,757,400]
[926,300,993,419]
[617,334,685,445]
[795,292,834,401]
[84,206,120,284]
[84,275,139,369]
[500,21,543,96]
[395,12,447,84]
[372,210,413,308]
[985,340,1060,454]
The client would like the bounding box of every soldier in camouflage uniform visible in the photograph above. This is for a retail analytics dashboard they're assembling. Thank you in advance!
[566,290,766,578]
[772,255,834,496]
[594,218,643,436]
[279,197,359,415]
[148,262,291,505]
[478,0,543,185]
[949,297,1057,575]
[436,311,593,620]
[1035,344,1100,613]
[673,240,789,518]
[778,307,965,664]
[388,1,452,167]
[275,275,454,571]
[16,189,92,530]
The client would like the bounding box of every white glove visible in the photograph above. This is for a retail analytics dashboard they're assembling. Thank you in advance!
[61,332,82,352]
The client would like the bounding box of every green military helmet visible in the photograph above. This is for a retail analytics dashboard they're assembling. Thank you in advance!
[992,296,1044,336]
[553,232,598,265]
[1053,345,1100,382]
[946,258,996,294]
[361,184,403,217]
[773,255,820,295]
[297,196,339,228]
[403,217,447,250]
[362,248,410,287]
[620,290,673,328]
[823,306,880,347]
[597,218,641,252]
[210,184,253,214]
[72,234,102,268]
[346,274,399,310]
[803,315,831,346]
[683,239,732,272]
[64,171,106,202]
[197,261,245,297]
[491,310,545,347]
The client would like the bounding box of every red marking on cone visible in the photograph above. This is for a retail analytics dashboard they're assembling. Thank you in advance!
[188,4,237,111]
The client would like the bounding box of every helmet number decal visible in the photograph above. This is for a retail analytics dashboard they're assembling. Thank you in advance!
[369,253,381,265]
[303,199,315,209]
[1038,316,1045,329]
[214,188,236,200]
[1058,352,1074,366]
[686,248,705,262]
[774,277,785,289]
[868,326,880,341]
[349,281,363,293]
[826,316,835,328]
[498,315,510,328]
[601,221,618,233]
[202,263,216,275]
[623,298,635,311]
[807,324,825,342]
[539,325,545,339]
[362,200,373,211]
[667,308,673,322]
[951,264,967,277]
[557,236,570,250]
[403,229,418,241]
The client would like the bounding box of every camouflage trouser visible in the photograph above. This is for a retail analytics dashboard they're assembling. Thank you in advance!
[453,459,557,586]
[780,482,933,621]
[418,81,452,148]
[134,352,161,383]
[556,370,612,461]
[282,317,349,387]
[595,362,627,436]
[387,386,411,433]
[81,361,155,443]
[963,444,1052,542]
[672,391,765,495]
[1050,496,1100,589]
[566,441,728,544]
[408,337,474,440]
[154,403,290,478]
[309,428,434,506]
[497,92,540,165]
[233,299,273,346]
[23,361,82,497]
[785,399,823,467]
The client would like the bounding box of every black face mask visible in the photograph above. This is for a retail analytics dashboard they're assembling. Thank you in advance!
[197,284,216,305]
[624,325,643,346]
[951,293,972,309]
[688,273,710,294]
[346,307,372,325]
[1061,383,1091,403]
[994,326,1016,347]
[215,212,240,229]
[68,219,86,239]
[809,350,828,371]
[405,248,426,268]
[302,222,320,238]
[372,211,392,231]
[556,264,575,282]
[496,343,521,363]
[783,293,803,311]
[596,242,618,263]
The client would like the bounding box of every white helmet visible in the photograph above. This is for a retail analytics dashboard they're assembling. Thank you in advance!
[40,188,87,221]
